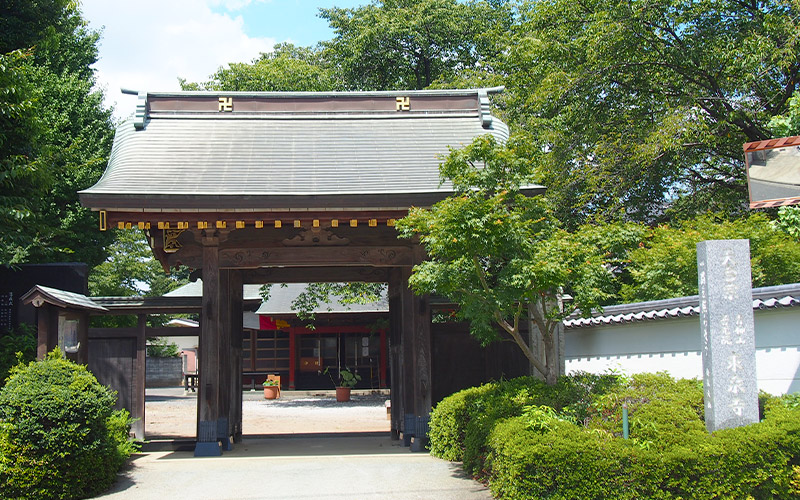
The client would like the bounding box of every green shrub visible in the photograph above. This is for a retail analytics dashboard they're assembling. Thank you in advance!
[586,372,706,448]
[0,351,137,499]
[485,403,800,500]
[428,372,621,475]
[0,325,36,387]
[146,337,180,358]
[475,372,800,500]
[487,417,635,500]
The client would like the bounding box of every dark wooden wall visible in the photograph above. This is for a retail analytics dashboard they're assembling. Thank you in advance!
[0,263,88,333]
[88,337,136,412]
[431,322,529,405]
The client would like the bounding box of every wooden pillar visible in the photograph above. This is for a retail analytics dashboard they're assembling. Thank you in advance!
[132,314,146,440]
[76,311,89,365]
[196,232,223,456]
[379,329,387,388]
[391,253,432,451]
[217,269,233,451]
[227,270,243,444]
[289,329,297,389]
[36,304,57,360]
[388,268,403,441]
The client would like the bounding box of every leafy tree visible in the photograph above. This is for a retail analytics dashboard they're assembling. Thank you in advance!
[181,43,342,92]
[773,206,800,239]
[89,230,189,327]
[396,135,644,383]
[0,50,45,264]
[768,90,800,137]
[0,0,114,266]
[320,0,512,90]
[620,213,800,302]
[259,282,385,324]
[766,91,800,239]
[500,0,800,226]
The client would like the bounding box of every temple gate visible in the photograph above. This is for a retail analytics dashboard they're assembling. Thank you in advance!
[78,87,531,455]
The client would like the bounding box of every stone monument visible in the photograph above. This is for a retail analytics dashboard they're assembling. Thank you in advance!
[697,239,759,432]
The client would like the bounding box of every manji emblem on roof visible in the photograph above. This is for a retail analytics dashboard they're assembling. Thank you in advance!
[218,97,233,112]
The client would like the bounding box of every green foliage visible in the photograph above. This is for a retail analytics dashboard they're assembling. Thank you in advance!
[500,0,800,226]
[320,0,510,90]
[181,43,342,92]
[620,213,800,302]
[0,351,136,499]
[768,90,800,137]
[146,337,180,358]
[433,373,800,499]
[487,404,800,499]
[323,366,362,388]
[773,206,800,240]
[259,282,385,324]
[585,372,706,449]
[0,325,36,387]
[396,134,645,381]
[89,229,189,328]
[89,229,187,298]
[427,373,622,474]
[0,0,114,266]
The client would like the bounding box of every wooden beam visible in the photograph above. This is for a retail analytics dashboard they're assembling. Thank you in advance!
[89,326,200,339]
[220,246,413,268]
[241,266,389,284]
[106,209,410,227]
[169,245,413,269]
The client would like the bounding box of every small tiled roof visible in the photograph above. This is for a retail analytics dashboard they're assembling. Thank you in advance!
[21,285,108,313]
[164,280,387,315]
[164,280,265,302]
[256,283,387,316]
[564,282,800,328]
[79,88,536,211]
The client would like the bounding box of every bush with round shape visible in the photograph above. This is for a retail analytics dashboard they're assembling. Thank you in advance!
[428,372,622,474]
[0,351,136,499]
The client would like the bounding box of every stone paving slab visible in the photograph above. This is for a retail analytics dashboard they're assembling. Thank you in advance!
[145,387,391,439]
[95,435,493,500]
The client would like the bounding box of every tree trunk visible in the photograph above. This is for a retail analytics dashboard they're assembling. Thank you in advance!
[525,296,564,385]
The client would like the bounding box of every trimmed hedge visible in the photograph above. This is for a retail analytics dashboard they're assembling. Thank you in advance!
[428,373,621,475]
[487,404,800,499]
[429,372,800,499]
[0,352,137,499]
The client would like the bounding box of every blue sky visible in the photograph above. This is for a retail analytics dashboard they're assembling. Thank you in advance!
[79,0,367,119]
[212,0,365,47]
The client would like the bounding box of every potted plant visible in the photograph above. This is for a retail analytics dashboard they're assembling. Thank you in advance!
[324,366,362,402]
[262,379,279,399]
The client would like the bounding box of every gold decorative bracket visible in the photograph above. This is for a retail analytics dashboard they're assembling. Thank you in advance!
[164,229,186,254]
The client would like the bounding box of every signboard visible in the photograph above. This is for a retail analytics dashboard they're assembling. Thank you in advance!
[744,135,800,208]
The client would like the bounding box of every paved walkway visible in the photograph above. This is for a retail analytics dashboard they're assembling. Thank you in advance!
[95,434,493,500]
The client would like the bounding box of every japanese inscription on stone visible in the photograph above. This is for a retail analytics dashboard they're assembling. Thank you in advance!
[697,239,759,432]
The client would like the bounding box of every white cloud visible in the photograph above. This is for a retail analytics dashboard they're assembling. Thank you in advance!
[81,0,276,119]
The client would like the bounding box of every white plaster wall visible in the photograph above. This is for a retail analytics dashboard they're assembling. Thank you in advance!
[565,307,800,395]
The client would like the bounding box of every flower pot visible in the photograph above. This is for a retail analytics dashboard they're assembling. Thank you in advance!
[263,386,279,399]
[335,387,351,402]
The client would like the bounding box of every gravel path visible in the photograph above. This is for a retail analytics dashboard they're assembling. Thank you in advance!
[146,388,391,439]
